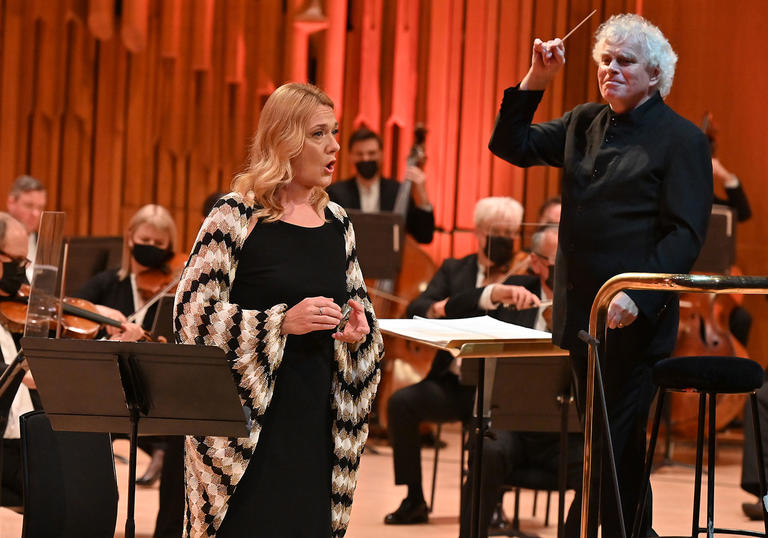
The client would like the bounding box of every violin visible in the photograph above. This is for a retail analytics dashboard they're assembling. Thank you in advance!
[0,284,156,340]
[135,252,187,302]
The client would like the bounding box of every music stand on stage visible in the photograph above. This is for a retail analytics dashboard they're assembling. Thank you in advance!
[21,338,248,538]
[345,209,405,280]
[379,316,569,538]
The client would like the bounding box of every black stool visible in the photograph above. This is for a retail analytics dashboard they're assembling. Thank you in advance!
[632,356,768,538]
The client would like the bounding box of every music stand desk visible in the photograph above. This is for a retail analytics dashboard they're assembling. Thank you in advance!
[379,318,569,538]
[21,337,249,538]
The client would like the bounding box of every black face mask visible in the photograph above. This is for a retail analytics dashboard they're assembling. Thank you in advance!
[485,235,516,267]
[545,264,555,291]
[0,261,28,296]
[354,160,379,180]
[132,244,173,269]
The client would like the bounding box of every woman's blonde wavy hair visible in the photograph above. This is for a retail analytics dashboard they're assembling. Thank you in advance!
[232,83,335,221]
[118,204,178,280]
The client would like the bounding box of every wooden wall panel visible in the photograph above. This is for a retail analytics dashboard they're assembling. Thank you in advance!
[640,0,768,363]
[0,1,764,310]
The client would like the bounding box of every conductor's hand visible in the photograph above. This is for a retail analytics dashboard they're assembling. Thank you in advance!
[333,299,370,343]
[521,38,565,91]
[607,292,639,329]
[282,296,342,335]
[491,284,541,311]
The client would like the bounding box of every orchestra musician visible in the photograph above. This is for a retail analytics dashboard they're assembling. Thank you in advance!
[488,13,712,537]
[6,175,46,282]
[326,127,435,244]
[539,195,561,227]
[383,196,541,525]
[74,203,183,538]
[174,82,381,537]
[459,225,583,538]
[0,212,39,509]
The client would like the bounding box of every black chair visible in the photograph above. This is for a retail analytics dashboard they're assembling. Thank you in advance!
[632,355,768,538]
[61,235,123,296]
[20,410,118,538]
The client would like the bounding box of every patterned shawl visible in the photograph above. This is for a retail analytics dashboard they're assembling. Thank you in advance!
[174,192,383,537]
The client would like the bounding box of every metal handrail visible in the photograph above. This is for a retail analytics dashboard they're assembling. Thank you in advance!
[581,272,768,538]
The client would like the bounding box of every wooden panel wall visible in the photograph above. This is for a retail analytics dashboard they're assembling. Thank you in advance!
[640,0,768,364]
[0,2,765,348]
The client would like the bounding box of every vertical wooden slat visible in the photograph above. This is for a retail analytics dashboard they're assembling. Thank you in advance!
[87,0,114,40]
[122,0,149,53]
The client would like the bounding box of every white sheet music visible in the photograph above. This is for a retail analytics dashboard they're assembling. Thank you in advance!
[377,315,551,348]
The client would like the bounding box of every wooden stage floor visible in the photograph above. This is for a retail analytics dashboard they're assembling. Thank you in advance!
[0,425,765,537]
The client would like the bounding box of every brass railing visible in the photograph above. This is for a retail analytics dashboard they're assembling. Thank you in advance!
[581,272,768,538]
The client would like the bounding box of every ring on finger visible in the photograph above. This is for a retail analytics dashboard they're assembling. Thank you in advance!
[319,307,323,315]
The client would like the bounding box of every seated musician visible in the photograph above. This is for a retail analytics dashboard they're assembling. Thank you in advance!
[0,212,39,508]
[384,196,540,525]
[6,175,46,282]
[539,195,561,227]
[74,203,183,538]
[458,225,583,538]
[326,126,435,243]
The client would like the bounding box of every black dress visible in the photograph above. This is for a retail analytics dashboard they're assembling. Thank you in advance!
[217,211,347,538]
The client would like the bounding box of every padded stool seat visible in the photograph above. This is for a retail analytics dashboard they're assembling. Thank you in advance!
[632,355,768,538]
[653,355,764,393]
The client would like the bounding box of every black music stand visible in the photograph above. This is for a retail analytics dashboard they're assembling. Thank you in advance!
[20,337,249,538]
[345,209,405,280]
[462,355,581,538]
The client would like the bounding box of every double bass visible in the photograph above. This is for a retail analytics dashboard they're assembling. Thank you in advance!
[368,125,437,431]
[666,112,752,438]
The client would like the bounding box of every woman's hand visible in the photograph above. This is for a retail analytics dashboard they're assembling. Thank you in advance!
[333,299,370,344]
[110,322,145,342]
[94,304,129,337]
[281,296,342,335]
[520,38,565,91]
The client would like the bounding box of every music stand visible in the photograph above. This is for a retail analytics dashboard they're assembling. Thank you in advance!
[345,209,405,280]
[691,204,735,274]
[21,337,249,538]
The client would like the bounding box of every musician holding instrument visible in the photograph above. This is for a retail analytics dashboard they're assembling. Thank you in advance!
[74,203,183,538]
[0,212,39,508]
[384,196,541,525]
[326,126,435,244]
[74,203,179,342]
[6,175,46,283]
[489,14,712,536]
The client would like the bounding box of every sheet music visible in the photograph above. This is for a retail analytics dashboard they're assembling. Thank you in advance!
[378,315,551,348]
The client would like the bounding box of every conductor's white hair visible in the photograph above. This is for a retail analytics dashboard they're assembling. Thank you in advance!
[592,13,678,98]
[474,197,524,232]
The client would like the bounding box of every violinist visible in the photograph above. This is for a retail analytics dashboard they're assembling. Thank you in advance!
[384,197,540,525]
[6,175,46,282]
[74,203,178,341]
[459,225,583,538]
[0,212,39,507]
[73,203,181,538]
[488,14,712,536]
[326,126,435,243]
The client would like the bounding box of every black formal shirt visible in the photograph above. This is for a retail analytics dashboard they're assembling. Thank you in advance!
[490,87,712,354]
